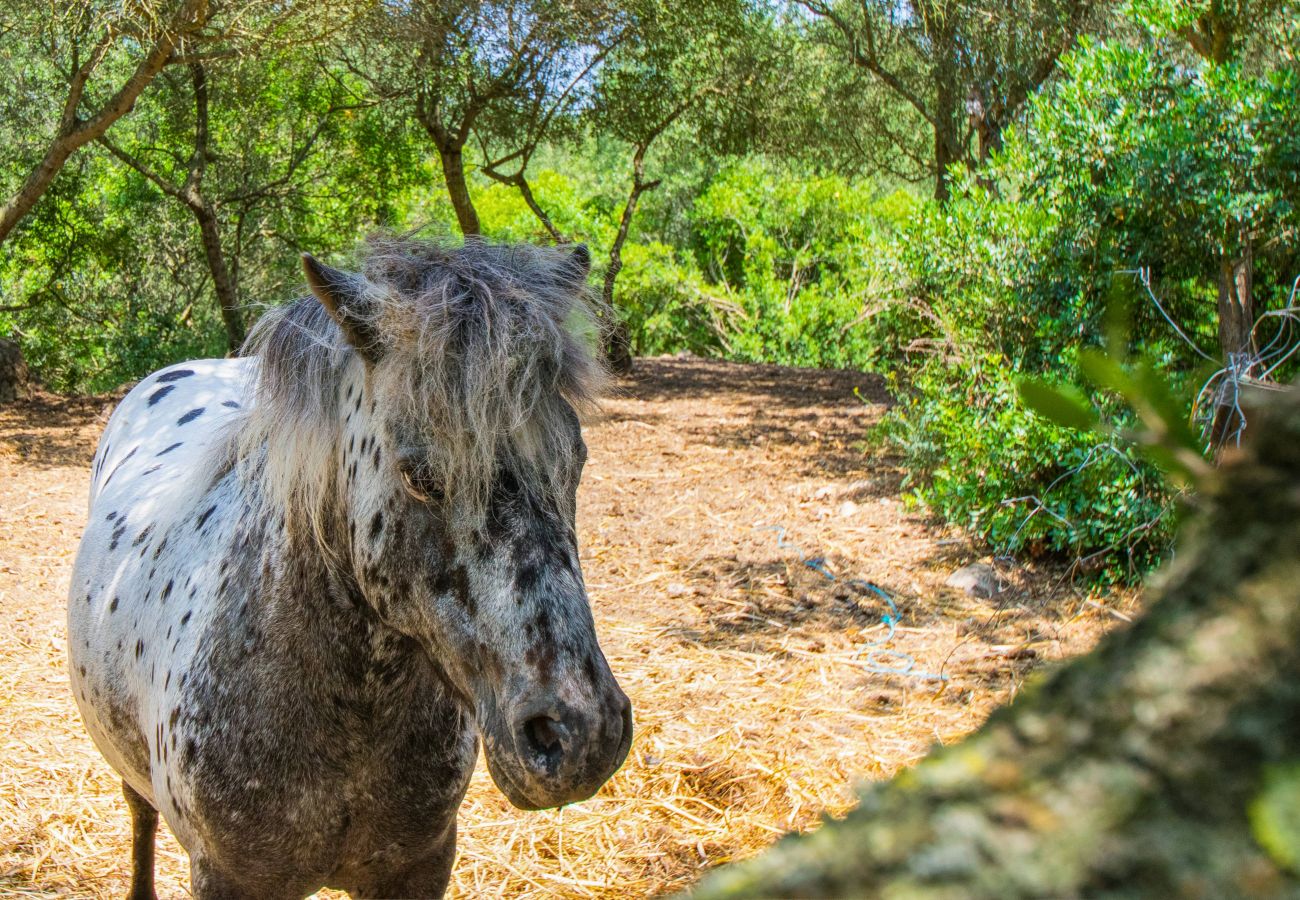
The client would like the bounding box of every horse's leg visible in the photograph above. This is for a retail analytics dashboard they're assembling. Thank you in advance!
[189,857,281,900]
[121,781,157,900]
[352,822,458,899]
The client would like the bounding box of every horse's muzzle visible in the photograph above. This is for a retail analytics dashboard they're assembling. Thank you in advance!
[489,688,633,810]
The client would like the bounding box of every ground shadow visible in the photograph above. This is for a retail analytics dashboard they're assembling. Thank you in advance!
[588,407,673,431]
[682,412,880,479]
[0,394,115,470]
[835,470,907,501]
[619,356,892,408]
[660,552,945,656]
[610,357,895,482]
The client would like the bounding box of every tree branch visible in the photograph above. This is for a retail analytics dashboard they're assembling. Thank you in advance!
[98,136,187,203]
[0,0,211,244]
[799,0,938,129]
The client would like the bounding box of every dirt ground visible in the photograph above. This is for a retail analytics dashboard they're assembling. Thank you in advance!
[0,356,1137,898]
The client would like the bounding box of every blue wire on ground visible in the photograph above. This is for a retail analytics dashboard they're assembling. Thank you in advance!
[758,525,948,683]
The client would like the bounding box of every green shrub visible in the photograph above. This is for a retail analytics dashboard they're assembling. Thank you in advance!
[689,158,920,371]
[886,353,1175,580]
[877,31,1300,580]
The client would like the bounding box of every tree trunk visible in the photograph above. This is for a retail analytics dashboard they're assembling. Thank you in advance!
[601,226,634,375]
[192,201,244,352]
[691,383,1300,899]
[1210,241,1256,448]
[0,141,86,246]
[0,338,32,403]
[976,115,1003,166]
[1217,248,1255,361]
[602,145,658,376]
[970,98,1001,192]
[437,144,481,237]
[604,317,634,375]
[1180,9,1237,63]
[97,61,245,353]
[932,75,960,202]
[185,62,242,353]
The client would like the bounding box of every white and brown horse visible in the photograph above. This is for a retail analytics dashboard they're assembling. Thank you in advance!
[69,238,630,898]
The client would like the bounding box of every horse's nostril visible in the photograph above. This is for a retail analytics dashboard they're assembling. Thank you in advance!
[523,714,565,760]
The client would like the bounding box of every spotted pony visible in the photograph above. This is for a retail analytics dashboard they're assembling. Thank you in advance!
[68,238,631,898]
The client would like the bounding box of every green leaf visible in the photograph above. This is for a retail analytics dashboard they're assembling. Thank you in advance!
[1017,378,1101,432]
[1079,348,1134,396]
[1132,360,1201,451]
[1103,276,1136,361]
[1251,762,1300,875]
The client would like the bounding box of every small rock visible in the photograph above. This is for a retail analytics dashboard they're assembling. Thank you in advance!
[838,500,859,518]
[666,582,690,598]
[945,563,1003,598]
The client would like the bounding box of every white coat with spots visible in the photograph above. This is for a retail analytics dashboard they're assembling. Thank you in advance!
[73,360,252,765]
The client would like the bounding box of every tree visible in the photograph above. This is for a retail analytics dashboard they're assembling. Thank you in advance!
[0,37,407,387]
[797,0,1104,200]
[744,18,932,186]
[472,14,627,242]
[100,63,247,348]
[1130,0,1295,64]
[96,50,378,351]
[585,0,764,371]
[1117,0,1300,445]
[0,0,211,245]
[346,0,626,238]
[692,381,1300,898]
[1013,38,1300,447]
[0,0,363,250]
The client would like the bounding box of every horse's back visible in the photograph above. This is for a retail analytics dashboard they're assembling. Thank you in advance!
[70,357,254,801]
[89,358,254,506]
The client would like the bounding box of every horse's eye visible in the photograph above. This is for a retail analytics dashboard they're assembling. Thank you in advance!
[399,460,445,504]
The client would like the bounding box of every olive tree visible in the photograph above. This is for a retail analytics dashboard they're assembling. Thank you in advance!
[344,0,627,237]
[797,0,1106,200]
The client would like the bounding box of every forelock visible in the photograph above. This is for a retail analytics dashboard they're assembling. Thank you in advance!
[238,235,606,539]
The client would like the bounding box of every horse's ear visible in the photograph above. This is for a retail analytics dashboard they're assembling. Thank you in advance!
[558,243,591,286]
[302,253,383,362]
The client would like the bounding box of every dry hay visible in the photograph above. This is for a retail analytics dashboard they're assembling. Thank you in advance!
[0,358,1137,898]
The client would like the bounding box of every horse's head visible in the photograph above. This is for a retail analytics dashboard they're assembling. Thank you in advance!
[286,240,629,809]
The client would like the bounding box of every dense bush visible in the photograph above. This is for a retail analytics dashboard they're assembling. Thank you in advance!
[405,155,915,369]
[880,31,1299,579]
[886,351,1178,579]
[879,180,1178,578]
[0,153,228,393]
[688,160,918,370]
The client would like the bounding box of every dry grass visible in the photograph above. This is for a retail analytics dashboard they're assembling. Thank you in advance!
[0,358,1136,898]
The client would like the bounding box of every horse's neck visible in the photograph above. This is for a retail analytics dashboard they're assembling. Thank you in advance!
[259,526,430,704]
[256,368,435,694]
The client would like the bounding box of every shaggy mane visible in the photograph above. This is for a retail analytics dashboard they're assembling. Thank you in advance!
[237,236,606,538]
